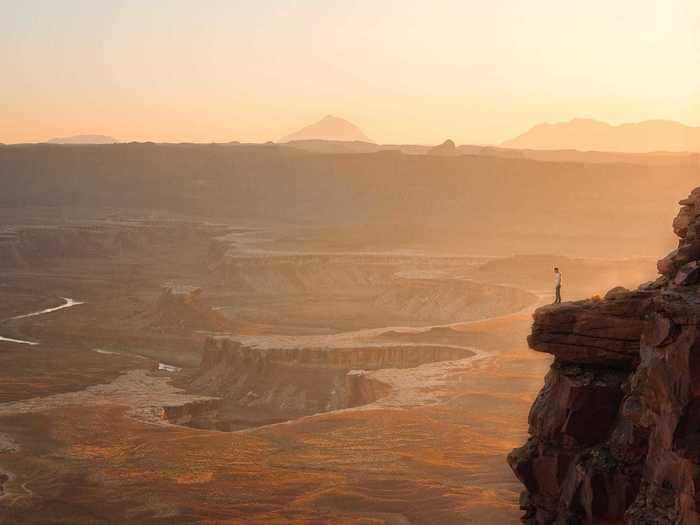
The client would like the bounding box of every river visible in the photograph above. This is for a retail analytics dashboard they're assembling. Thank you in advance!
[0,298,83,345]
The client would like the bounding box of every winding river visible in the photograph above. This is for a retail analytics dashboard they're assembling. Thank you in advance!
[0,298,83,346]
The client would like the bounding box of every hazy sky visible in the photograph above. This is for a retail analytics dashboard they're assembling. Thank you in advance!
[2,0,699,144]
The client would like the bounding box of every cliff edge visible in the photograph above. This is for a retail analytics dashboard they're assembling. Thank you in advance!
[509,186,700,524]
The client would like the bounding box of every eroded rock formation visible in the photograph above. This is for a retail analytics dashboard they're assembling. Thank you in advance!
[428,139,457,156]
[0,472,8,497]
[0,222,217,268]
[151,286,228,332]
[171,337,473,430]
[509,186,700,524]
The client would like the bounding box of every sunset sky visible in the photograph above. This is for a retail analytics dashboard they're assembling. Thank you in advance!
[2,0,699,145]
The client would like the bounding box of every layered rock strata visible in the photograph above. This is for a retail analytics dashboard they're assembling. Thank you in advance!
[171,337,473,430]
[509,186,700,524]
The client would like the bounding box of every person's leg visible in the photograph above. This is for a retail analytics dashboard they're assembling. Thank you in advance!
[555,285,561,304]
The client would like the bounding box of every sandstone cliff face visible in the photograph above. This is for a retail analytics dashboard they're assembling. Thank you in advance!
[509,187,700,524]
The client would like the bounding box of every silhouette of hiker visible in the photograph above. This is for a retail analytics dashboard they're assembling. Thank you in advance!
[553,267,562,304]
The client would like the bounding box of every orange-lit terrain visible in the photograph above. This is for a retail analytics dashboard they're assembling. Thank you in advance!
[0,170,664,523]
[3,1,699,522]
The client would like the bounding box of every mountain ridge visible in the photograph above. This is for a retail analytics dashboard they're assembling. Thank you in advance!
[47,134,118,145]
[503,118,700,153]
[280,115,371,143]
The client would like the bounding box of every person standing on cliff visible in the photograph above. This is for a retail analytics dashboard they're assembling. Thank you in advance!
[553,267,562,304]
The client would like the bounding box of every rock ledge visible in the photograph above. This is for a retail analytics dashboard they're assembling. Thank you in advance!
[509,186,700,524]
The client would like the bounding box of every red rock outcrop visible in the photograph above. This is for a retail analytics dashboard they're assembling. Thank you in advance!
[509,186,700,524]
[0,472,8,497]
[152,286,229,332]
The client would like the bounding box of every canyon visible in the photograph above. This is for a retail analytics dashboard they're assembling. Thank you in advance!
[0,211,657,523]
[0,144,692,523]
[0,215,557,523]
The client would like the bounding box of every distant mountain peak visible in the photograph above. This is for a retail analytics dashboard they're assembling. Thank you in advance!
[502,119,700,153]
[47,134,118,145]
[280,116,371,143]
[568,117,604,124]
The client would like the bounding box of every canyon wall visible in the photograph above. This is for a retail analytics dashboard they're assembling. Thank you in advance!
[0,222,216,268]
[172,337,473,430]
[509,187,700,524]
[211,253,536,328]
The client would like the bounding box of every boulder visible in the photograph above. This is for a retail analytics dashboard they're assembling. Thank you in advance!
[605,286,630,300]
[673,261,700,286]
[658,250,679,276]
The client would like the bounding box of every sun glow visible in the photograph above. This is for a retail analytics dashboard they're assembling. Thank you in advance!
[1,0,698,145]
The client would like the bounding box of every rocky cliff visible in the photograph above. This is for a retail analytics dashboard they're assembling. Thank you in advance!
[509,186,700,524]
